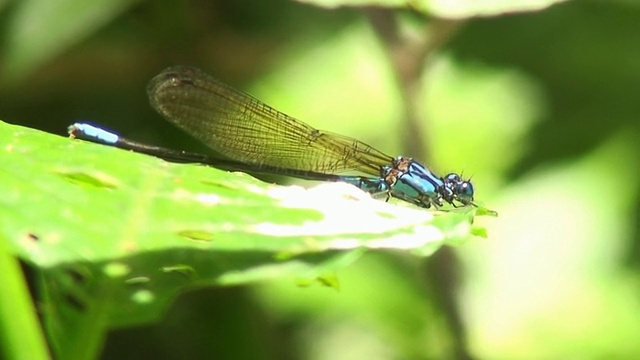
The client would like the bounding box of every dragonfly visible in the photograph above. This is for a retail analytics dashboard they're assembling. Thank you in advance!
[68,66,475,209]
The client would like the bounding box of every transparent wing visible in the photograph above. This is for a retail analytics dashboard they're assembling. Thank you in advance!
[147,66,392,176]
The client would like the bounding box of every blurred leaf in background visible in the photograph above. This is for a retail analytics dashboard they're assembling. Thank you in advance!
[1,0,640,359]
[1,0,141,85]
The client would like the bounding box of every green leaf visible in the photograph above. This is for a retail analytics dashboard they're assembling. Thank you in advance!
[295,0,571,18]
[1,0,140,84]
[0,233,51,360]
[0,120,483,357]
[295,0,407,9]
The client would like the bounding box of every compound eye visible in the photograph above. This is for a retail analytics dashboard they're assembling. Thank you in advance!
[456,181,474,204]
[443,173,475,205]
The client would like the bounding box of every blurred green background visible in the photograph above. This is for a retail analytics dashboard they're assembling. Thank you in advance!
[2,0,640,358]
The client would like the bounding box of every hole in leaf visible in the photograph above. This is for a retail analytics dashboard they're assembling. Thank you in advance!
[178,230,214,242]
[125,276,150,285]
[64,266,90,285]
[26,232,40,242]
[56,171,119,189]
[64,293,87,312]
[161,264,196,277]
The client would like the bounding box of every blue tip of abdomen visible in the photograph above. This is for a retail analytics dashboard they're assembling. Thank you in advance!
[68,122,120,145]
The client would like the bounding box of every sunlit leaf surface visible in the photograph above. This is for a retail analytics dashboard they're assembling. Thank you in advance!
[0,120,482,356]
